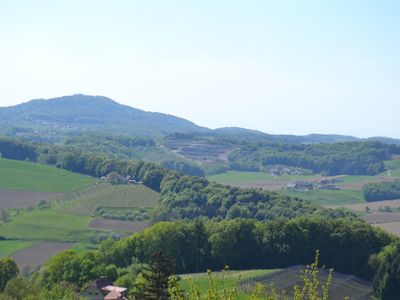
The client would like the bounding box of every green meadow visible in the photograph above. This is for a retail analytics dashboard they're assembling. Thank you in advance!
[0,209,95,242]
[207,171,317,185]
[0,158,94,193]
[282,189,365,206]
[0,240,34,257]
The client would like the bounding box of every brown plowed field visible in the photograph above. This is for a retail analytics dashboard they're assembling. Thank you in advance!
[0,189,63,209]
[361,212,400,224]
[327,199,400,212]
[10,241,74,271]
[372,222,400,236]
[88,218,150,232]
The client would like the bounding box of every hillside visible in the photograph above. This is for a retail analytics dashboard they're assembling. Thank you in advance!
[2,94,399,145]
[0,157,94,193]
[0,94,210,140]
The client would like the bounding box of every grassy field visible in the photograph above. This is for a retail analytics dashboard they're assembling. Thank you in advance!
[208,161,400,207]
[0,209,94,242]
[57,183,160,216]
[0,240,34,257]
[384,159,400,177]
[282,189,364,206]
[0,158,94,192]
[207,171,317,185]
[179,269,276,299]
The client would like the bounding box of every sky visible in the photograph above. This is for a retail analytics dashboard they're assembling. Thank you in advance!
[0,0,399,138]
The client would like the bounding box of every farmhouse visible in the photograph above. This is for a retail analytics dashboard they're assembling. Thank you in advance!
[318,184,341,191]
[286,181,314,190]
[80,278,128,300]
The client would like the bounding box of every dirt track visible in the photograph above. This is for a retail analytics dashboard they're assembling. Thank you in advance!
[0,189,63,209]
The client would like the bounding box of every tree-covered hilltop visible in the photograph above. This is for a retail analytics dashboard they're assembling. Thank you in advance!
[228,141,400,175]
[362,180,400,202]
[0,94,210,140]
[0,137,350,221]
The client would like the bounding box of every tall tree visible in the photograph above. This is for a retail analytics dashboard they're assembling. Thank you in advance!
[134,251,174,300]
[0,258,19,292]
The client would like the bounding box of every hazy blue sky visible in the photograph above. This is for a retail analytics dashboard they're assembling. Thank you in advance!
[0,1,399,138]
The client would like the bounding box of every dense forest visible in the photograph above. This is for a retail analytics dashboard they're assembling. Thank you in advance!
[64,134,205,176]
[1,218,398,299]
[228,141,400,175]
[362,180,400,202]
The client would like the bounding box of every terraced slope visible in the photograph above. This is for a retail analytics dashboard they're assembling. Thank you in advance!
[57,183,160,216]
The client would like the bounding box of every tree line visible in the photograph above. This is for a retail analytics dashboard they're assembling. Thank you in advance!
[228,141,400,176]
[1,217,398,299]
[362,180,400,202]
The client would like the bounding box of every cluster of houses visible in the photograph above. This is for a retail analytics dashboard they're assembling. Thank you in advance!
[286,177,343,191]
[80,278,128,300]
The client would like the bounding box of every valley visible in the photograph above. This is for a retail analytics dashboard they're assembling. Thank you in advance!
[0,96,399,298]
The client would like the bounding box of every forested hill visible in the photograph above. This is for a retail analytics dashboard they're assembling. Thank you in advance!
[2,94,400,145]
[0,94,210,138]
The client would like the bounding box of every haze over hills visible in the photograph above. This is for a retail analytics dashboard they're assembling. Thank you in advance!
[0,94,210,138]
[0,94,399,145]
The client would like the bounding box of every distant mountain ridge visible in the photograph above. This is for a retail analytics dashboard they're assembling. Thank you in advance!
[0,94,210,138]
[0,94,399,144]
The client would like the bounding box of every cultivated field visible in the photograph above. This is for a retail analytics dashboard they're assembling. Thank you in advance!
[361,212,400,224]
[88,218,150,232]
[239,266,372,300]
[208,160,400,207]
[58,183,160,216]
[0,210,93,242]
[327,199,400,212]
[10,241,74,271]
[180,270,275,299]
[372,222,400,236]
[0,240,34,257]
[0,189,63,209]
[0,158,94,192]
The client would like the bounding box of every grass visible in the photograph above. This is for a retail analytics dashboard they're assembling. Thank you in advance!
[384,159,400,177]
[179,269,277,299]
[0,158,94,192]
[207,171,317,185]
[0,240,34,257]
[0,209,95,242]
[282,189,364,206]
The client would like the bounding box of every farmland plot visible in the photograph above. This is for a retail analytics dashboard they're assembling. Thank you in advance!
[10,241,74,272]
[88,218,150,232]
[239,266,372,300]
[0,189,63,209]
[372,222,400,236]
[58,183,160,216]
[361,212,400,224]
[328,199,400,211]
